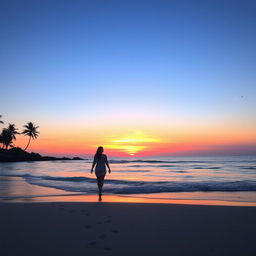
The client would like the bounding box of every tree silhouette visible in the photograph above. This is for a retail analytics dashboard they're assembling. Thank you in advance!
[7,124,19,141]
[22,122,40,151]
[0,124,19,149]
[0,132,3,148]
[0,128,13,149]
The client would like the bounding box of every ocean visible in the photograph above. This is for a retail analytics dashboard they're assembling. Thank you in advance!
[0,156,256,204]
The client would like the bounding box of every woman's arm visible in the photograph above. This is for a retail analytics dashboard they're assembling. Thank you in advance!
[91,158,96,174]
[105,155,111,173]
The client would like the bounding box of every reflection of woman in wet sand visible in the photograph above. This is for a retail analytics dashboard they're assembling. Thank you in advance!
[91,146,111,200]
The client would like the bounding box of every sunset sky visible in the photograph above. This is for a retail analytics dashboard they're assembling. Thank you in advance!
[1,0,256,157]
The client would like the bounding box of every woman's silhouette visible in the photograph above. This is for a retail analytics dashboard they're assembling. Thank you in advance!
[91,146,111,201]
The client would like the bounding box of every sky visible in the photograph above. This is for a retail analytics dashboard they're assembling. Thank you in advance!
[0,0,256,157]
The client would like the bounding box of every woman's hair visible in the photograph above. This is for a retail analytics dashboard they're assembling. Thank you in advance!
[94,146,104,160]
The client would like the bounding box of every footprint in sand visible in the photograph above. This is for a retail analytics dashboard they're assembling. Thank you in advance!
[104,247,112,251]
[84,224,92,229]
[98,234,106,240]
[111,229,119,234]
[80,209,90,215]
[100,218,112,224]
[87,241,97,247]
[96,217,112,225]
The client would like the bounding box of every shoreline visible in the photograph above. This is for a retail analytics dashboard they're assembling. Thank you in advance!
[1,176,256,207]
[2,193,256,207]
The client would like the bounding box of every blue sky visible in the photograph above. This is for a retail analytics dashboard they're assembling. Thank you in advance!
[0,0,256,155]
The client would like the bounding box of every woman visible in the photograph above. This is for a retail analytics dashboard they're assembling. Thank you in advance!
[91,146,111,200]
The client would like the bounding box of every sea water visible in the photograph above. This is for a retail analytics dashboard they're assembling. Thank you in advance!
[0,156,256,203]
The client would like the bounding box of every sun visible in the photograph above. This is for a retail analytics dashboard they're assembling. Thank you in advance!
[105,131,160,156]
[105,144,146,155]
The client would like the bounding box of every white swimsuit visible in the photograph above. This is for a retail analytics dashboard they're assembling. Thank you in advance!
[95,154,107,176]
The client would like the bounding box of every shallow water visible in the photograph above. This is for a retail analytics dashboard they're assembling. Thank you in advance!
[0,156,256,203]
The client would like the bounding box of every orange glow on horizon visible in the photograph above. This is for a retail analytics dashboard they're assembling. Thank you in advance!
[12,123,256,157]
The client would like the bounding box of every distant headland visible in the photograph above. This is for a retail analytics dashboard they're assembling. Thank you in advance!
[0,116,85,162]
[0,147,84,162]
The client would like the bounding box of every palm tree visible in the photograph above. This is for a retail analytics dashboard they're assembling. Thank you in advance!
[0,128,13,149]
[22,122,40,151]
[0,132,3,148]
[7,124,19,141]
[0,124,18,149]
[0,115,5,148]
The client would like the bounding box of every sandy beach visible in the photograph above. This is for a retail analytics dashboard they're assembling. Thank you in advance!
[1,202,255,256]
[1,0,256,255]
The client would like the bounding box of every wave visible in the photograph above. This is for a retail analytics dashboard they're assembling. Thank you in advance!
[27,178,256,194]
[128,164,221,169]
[127,164,178,168]
[0,173,148,184]
[109,160,214,164]
[122,170,151,172]
[109,159,256,164]
[0,173,96,183]
[240,166,256,170]
[192,166,221,169]
[1,173,256,194]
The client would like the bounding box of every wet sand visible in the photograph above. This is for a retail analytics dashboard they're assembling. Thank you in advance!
[1,202,256,256]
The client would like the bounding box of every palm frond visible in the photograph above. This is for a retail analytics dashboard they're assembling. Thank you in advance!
[6,124,19,140]
[22,122,40,139]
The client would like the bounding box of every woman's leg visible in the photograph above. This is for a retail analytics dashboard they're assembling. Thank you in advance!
[97,175,105,195]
